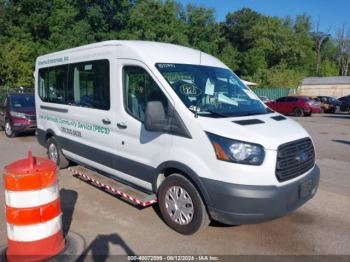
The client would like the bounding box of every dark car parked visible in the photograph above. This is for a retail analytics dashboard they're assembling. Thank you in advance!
[317,96,342,113]
[266,96,320,117]
[338,95,350,113]
[0,93,36,137]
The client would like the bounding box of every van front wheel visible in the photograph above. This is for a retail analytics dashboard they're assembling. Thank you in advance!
[158,174,210,235]
[47,137,69,169]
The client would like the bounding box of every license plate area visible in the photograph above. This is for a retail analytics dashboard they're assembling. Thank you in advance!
[300,179,313,198]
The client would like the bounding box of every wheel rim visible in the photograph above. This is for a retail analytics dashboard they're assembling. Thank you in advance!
[5,122,12,136]
[48,143,58,163]
[295,109,302,116]
[165,186,194,225]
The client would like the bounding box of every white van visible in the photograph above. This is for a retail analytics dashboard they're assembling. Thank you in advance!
[35,41,319,234]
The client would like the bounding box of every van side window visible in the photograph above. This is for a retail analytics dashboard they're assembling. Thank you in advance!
[123,66,168,122]
[68,60,110,110]
[38,65,68,104]
[38,60,110,110]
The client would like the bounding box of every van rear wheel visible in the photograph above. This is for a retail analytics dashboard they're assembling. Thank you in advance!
[47,137,69,169]
[158,174,210,235]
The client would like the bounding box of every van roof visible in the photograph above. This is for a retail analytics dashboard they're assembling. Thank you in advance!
[36,40,228,68]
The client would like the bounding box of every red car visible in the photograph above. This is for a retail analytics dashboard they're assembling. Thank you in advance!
[0,93,36,137]
[266,96,321,117]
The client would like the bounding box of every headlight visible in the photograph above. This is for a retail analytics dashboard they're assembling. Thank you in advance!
[10,111,26,118]
[206,132,265,165]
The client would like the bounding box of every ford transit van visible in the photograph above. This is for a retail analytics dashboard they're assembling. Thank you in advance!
[35,41,319,234]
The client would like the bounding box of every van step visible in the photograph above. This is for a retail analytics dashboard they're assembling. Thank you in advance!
[68,166,158,207]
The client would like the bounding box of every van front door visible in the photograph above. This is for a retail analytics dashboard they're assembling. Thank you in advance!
[114,60,173,191]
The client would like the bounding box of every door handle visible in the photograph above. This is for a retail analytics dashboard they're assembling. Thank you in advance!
[102,118,111,125]
[117,122,127,129]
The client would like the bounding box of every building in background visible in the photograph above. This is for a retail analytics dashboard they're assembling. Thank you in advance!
[299,77,350,97]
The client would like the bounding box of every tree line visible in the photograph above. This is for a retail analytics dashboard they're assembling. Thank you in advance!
[0,0,349,91]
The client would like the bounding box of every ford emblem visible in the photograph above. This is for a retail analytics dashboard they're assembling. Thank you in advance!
[295,152,308,162]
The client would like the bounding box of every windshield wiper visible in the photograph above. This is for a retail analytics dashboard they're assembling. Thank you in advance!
[207,109,229,117]
[196,109,229,118]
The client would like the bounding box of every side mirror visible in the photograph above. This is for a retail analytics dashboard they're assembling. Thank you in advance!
[144,101,169,132]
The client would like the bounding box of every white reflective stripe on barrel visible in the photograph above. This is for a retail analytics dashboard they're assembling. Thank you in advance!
[5,184,59,208]
[6,215,62,242]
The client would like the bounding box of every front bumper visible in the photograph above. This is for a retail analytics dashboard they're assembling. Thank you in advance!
[203,165,320,225]
[303,108,312,114]
[12,122,37,133]
[311,107,321,113]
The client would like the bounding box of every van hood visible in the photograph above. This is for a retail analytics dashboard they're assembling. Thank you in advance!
[197,113,310,150]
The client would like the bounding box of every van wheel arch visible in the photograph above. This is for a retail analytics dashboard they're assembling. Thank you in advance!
[45,131,69,169]
[153,162,212,207]
[44,129,56,146]
[157,173,210,234]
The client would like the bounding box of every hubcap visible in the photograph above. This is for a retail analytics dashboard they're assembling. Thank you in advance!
[165,186,194,225]
[48,143,58,163]
[5,122,12,136]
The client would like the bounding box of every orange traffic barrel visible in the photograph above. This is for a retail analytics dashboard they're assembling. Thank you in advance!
[3,152,65,262]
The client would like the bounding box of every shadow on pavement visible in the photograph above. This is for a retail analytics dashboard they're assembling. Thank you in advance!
[60,188,78,236]
[77,234,136,262]
[209,220,238,228]
[332,139,350,145]
[152,204,238,229]
[13,131,36,138]
[321,114,350,119]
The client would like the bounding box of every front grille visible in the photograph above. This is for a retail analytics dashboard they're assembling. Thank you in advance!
[276,138,315,182]
[25,114,36,121]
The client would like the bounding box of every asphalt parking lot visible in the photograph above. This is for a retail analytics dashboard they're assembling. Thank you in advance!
[0,113,350,259]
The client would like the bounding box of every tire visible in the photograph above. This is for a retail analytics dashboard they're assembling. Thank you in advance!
[47,137,69,169]
[158,174,210,235]
[293,107,304,117]
[4,119,15,138]
[304,111,312,117]
[320,108,324,114]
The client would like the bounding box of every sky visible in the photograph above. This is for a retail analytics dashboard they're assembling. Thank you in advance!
[178,0,350,36]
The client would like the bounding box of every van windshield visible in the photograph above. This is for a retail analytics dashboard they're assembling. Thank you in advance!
[156,63,270,118]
